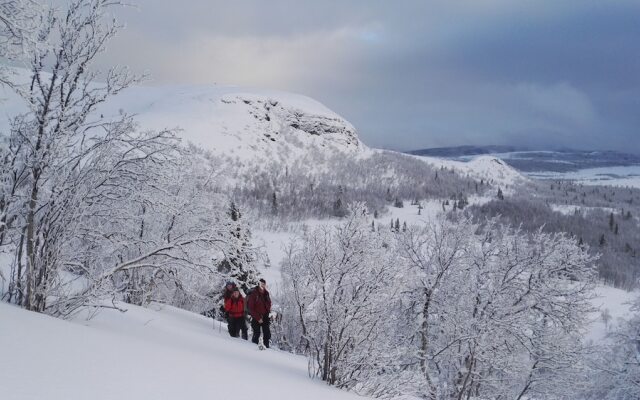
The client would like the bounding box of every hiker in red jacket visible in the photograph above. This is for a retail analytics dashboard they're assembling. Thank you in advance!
[224,288,248,340]
[247,278,272,348]
[220,281,238,336]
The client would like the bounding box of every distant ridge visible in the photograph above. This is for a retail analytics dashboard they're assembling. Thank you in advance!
[407,145,525,157]
[406,146,640,172]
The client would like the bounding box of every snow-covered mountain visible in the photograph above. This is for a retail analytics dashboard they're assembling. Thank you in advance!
[1,73,364,165]
[100,84,365,164]
[103,84,527,189]
[2,75,528,188]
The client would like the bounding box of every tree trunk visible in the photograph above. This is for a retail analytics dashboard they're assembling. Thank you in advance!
[25,175,39,311]
[15,228,25,305]
[420,287,437,400]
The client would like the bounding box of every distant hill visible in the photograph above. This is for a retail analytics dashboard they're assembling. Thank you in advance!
[407,145,525,158]
[407,146,640,172]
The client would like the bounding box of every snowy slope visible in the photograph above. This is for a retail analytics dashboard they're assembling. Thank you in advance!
[411,154,527,189]
[1,77,364,165]
[0,301,363,400]
[102,84,365,165]
[1,72,365,170]
[586,285,638,343]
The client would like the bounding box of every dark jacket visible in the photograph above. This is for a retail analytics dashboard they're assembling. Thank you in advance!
[247,287,271,321]
[224,296,245,318]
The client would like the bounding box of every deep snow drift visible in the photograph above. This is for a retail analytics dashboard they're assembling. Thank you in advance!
[0,301,362,400]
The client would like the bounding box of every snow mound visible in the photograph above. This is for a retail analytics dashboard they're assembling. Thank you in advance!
[0,301,361,400]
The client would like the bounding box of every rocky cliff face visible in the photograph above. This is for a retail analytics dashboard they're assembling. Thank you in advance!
[218,93,362,159]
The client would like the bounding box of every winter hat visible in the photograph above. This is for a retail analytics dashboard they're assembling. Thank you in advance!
[259,279,266,284]
[232,287,240,293]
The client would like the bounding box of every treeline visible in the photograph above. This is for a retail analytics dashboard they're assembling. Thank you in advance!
[225,150,487,222]
[469,185,640,289]
[533,179,640,209]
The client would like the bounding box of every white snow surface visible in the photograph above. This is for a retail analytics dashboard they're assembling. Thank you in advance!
[586,285,638,343]
[105,84,365,163]
[550,204,619,216]
[0,300,363,400]
[528,165,640,189]
[407,153,527,190]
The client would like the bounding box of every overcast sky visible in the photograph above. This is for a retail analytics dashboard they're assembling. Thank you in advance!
[99,0,640,153]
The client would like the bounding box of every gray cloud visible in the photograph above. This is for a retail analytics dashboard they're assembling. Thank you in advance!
[96,0,640,153]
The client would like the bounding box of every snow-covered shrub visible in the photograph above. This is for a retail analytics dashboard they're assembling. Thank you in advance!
[280,203,397,388]
[281,210,597,399]
[582,295,640,399]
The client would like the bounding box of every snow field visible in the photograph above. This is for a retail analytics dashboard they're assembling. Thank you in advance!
[0,300,362,400]
[586,285,639,343]
[529,165,640,189]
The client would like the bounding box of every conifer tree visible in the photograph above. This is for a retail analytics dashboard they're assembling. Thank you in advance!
[271,192,278,215]
[609,212,615,231]
[218,202,260,293]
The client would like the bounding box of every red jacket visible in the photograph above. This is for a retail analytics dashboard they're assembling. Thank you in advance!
[224,296,245,318]
[247,287,271,321]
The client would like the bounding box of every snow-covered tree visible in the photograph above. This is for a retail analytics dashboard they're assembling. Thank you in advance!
[396,216,596,399]
[217,201,260,293]
[0,0,245,318]
[280,209,597,398]
[584,295,640,399]
[0,0,138,312]
[280,203,397,388]
[0,0,41,66]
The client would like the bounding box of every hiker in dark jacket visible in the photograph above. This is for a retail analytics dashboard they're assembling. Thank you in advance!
[224,288,248,340]
[247,279,272,348]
